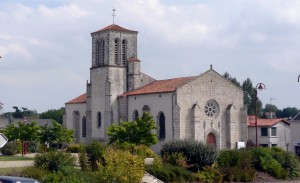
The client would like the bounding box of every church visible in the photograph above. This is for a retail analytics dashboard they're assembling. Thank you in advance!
[63,23,248,151]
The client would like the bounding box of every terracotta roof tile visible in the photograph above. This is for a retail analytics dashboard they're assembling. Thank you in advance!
[128,57,141,62]
[91,24,137,34]
[247,115,289,127]
[66,93,86,104]
[121,76,197,96]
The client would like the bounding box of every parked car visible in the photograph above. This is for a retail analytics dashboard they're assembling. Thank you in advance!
[0,176,40,183]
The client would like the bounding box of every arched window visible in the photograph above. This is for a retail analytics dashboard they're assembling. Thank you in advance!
[114,38,120,65]
[95,40,100,66]
[97,112,101,127]
[99,39,105,65]
[142,105,150,113]
[82,116,86,137]
[121,39,127,65]
[133,110,139,121]
[158,112,166,140]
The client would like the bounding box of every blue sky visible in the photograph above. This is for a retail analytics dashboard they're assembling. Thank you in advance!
[0,0,300,113]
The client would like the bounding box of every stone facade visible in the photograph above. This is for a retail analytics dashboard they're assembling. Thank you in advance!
[64,24,248,151]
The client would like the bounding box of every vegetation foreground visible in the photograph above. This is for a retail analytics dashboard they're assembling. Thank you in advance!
[0,113,299,182]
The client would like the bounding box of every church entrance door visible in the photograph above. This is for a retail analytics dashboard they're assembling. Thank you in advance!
[207,133,216,146]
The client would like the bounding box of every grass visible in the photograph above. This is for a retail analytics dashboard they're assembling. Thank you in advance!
[0,167,25,175]
[0,156,34,161]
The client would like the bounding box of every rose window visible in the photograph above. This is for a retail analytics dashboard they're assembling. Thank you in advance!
[204,100,219,118]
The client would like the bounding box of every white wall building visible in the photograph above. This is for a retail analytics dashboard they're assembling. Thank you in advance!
[64,24,248,151]
[247,115,290,150]
[289,112,300,155]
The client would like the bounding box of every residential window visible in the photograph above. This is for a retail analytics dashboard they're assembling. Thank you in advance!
[260,144,268,147]
[261,127,268,137]
[272,144,277,147]
[82,116,86,137]
[97,112,101,127]
[271,127,277,136]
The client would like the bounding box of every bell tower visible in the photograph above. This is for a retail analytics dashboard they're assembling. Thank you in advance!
[86,24,138,141]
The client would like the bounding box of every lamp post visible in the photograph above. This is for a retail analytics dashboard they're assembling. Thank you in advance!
[255,83,266,147]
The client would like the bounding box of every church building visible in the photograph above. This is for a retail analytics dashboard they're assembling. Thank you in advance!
[64,24,248,151]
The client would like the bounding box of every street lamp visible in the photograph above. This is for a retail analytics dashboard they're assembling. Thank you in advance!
[255,83,266,147]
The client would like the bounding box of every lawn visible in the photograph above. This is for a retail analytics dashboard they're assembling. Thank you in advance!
[0,156,34,161]
[0,167,25,175]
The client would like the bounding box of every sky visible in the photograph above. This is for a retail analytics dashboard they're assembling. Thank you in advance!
[0,0,300,113]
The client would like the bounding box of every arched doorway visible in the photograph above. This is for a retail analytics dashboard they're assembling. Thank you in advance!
[207,133,216,146]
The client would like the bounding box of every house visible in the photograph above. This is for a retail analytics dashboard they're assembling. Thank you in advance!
[63,24,248,151]
[247,115,290,150]
[289,112,300,156]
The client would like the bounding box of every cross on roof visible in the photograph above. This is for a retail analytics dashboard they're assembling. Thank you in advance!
[112,7,116,24]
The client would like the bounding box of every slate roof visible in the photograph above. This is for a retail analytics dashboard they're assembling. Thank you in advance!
[91,24,138,34]
[121,76,197,96]
[66,93,86,104]
[247,115,289,127]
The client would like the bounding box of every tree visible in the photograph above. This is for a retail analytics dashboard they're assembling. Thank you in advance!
[38,120,74,152]
[264,104,279,113]
[39,107,64,124]
[11,106,38,118]
[3,121,40,156]
[241,78,263,116]
[107,112,158,147]
[223,72,241,87]
[277,107,299,119]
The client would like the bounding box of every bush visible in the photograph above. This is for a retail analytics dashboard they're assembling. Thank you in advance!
[216,149,256,182]
[85,141,105,171]
[34,151,76,173]
[270,147,300,178]
[98,148,145,183]
[146,163,193,182]
[260,155,288,179]
[192,166,223,183]
[251,147,271,170]
[133,144,155,159]
[163,152,189,168]
[0,141,18,155]
[66,143,83,153]
[161,140,217,171]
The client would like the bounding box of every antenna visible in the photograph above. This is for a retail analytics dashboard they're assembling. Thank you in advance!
[112,7,116,24]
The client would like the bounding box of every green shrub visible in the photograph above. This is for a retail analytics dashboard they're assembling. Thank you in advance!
[163,152,189,168]
[0,141,18,155]
[98,148,144,183]
[34,151,76,173]
[251,147,271,170]
[270,147,300,178]
[133,144,155,159]
[260,155,288,179]
[161,140,217,171]
[192,166,223,183]
[146,163,193,182]
[85,141,105,171]
[216,149,256,182]
[66,143,83,153]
